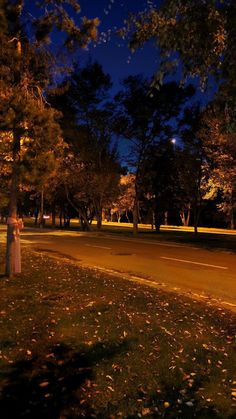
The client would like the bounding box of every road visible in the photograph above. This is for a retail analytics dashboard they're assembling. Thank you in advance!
[0,226,233,309]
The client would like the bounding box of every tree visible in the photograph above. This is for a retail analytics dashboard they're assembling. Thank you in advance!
[50,62,121,231]
[122,0,236,232]
[178,106,208,234]
[126,0,235,94]
[114,76,194,234]
[111,173,135,223]
[0,0,99,276]
[141,139,181,231]
[201,110,236,229]
[125,1,236,135]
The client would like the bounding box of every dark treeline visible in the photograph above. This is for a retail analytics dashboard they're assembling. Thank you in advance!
[1,61,235,233]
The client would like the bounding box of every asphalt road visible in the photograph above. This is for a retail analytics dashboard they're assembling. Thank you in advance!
[1,227,231,309]
[0,226,235,308]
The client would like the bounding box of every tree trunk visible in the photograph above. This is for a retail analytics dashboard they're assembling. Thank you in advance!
[132,181,139,235]
[230,189,235,229]
[155,217,161,233]
[133,198,139,235]
[164,211,168,225]
[153,207,161,233]
[125,210,130,223]
[97,207,102,230]
[39,187,44,229]
[51,202,56,228]
[5,129,20,278]
[34,209,39,226]
[193,205,200,235]
[65,186,91,231]
[59,209,63,228]
[230,212,235,229]
[194,166,203,236]
[180,205,191,227]
[151,210,155,230]
[80,210,91,230]
[80,217,90,231]
[186,205,191,226]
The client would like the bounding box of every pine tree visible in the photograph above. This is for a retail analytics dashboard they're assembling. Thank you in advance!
[0,0,99,276]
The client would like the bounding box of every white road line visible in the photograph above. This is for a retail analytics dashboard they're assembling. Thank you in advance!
[101,235,197,249]
[85,244,111,250]
[160,256,228,270]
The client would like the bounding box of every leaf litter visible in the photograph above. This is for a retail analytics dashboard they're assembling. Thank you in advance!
[0,248,235,418]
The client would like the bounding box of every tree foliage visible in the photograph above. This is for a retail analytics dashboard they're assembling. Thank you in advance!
[126,0,235,92]
[114,75,194,232]
[49,62,121,230]
[0,0,99,275]
[201,108,236,228]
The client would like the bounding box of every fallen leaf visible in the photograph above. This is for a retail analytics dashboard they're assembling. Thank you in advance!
[142,407,151,416]
[39,381,49,388]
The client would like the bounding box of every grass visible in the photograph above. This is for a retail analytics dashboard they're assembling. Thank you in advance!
[98,227,236,253]
[0,248,236,418]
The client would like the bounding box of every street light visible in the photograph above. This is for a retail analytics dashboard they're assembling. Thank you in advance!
[171,138,176,151]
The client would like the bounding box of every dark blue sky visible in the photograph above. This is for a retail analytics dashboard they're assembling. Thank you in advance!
[23,0,218,162]
[78,0,160,93]
[76,0,217,104]
[25,0,160,91]
[25,0,217,103]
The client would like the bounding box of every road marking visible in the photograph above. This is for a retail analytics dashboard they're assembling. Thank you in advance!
[160,256,228,270]
[85,244,111,250]
[101,235,197,249]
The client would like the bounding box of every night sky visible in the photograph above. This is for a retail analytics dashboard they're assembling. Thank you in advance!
[78,0,160,93]
[65,0,217,157]
[25,0,218,102]
[77,0,217,104]
[24,0,218,160]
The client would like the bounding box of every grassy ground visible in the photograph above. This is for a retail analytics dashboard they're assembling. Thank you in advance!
[0,248,236,418]
[98,228,236,253]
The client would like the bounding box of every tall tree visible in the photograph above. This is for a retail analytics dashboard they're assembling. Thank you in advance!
[141,139,181,231]
[50,62,121,230]
[111,174,136,223]
[201,109,236,229]
[115,76,194,234]
[178,106,208,234]
[124,0,236,137]
[0,0,99,276]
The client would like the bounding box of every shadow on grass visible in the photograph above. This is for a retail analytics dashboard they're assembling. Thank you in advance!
[0,340,130,419]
